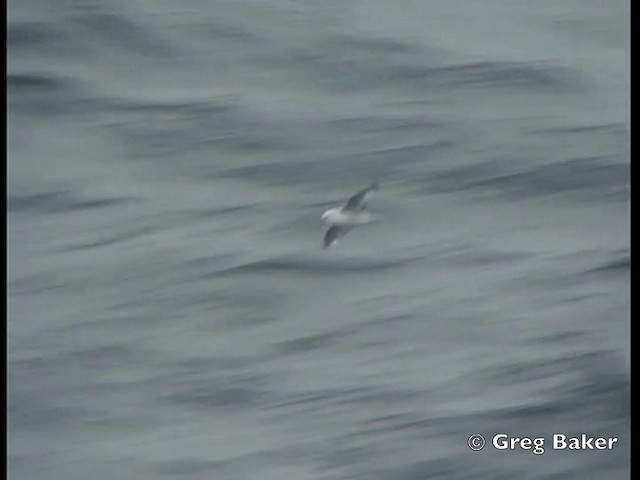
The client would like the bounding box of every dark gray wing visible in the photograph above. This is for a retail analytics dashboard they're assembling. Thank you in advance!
[343,182,379,211]
[323,226,352,248]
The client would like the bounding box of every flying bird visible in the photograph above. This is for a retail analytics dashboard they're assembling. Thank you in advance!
[321,182,379,248]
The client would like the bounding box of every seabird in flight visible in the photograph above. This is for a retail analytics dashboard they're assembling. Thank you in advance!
[320,182,379,248]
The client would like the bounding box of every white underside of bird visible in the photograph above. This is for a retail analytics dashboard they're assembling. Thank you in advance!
[321,207,372,226]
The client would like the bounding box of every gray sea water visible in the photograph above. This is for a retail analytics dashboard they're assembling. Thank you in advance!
[7,0,630,479]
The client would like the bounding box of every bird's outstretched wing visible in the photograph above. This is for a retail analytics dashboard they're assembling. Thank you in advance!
[343,182,379,211]
[323,226,352,248]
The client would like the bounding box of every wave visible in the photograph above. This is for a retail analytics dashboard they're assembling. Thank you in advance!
[206,254,423,277]
[7,191,130,215]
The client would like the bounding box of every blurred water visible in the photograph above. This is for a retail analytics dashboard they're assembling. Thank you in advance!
[7,0,629,479]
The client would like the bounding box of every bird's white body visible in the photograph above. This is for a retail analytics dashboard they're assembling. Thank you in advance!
[321,207,372,226]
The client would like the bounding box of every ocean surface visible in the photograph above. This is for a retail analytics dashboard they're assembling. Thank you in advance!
[7,0,630,479]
